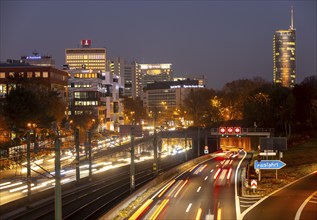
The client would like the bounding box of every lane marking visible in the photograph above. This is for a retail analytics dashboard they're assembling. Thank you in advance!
[204,176,208,181]
[186,203,192,212]
[295,191,317,220]
[210,169,214,173]
[235,150,247,220]
[197,186,201,192]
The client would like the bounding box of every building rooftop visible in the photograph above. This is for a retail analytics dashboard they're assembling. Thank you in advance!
[143,79,204,90]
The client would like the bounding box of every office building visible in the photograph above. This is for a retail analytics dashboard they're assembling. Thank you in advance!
[273,8,296,88]
[137,63,172,98]
[143,79,205,111]
[65,40,107,72]
[21,51,55,67]
[0,63,68,99]
[67,68,124,131]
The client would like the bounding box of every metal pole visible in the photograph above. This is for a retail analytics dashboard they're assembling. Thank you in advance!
[153,123,158,176]
[185,127,188,161]
[26,131,32,205]
[55,138,62,220]
[197,127,200,157]
[88,130,92,181]
[75,128,80,182]
[130,126,135,192]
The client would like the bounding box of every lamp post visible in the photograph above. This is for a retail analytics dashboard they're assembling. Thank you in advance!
[26,122,37,205]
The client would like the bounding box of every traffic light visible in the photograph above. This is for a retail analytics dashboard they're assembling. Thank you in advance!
[219,127,226,135]
[227,127,233,134]
[234,127,241,134]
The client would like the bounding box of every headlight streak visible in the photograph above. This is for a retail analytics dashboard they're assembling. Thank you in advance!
[0,182,23,190]
[195,208,202,220]
[9,184,35,193]
[167,180,183,197]
[149,198,169,220]
[199,164,207,173]
[157,180,176,198]
[174,179,188,197]
[217,207,222,220]
[128,199,153,220]
[189,164,199,173]
[0,182,11,187]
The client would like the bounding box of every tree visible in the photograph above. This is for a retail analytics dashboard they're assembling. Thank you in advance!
[293,75,317,132]
[220,77,268,121]
[122,97,147,124]
[2,86,65,139]
[183,88,215,126]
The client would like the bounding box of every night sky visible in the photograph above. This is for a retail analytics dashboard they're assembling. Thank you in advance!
[0,1,316,89]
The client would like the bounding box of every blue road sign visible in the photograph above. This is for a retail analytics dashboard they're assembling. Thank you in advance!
[254,160,286,170]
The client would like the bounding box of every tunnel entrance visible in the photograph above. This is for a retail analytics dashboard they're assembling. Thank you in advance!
[219,137,251,151]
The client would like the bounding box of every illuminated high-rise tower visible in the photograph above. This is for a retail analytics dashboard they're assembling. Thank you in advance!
[273,7,296,88]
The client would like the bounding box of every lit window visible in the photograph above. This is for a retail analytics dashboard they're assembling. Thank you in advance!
[0,72,5,78]
[43,72,49,78]
[27,72,33,78]
[0,84,7,94]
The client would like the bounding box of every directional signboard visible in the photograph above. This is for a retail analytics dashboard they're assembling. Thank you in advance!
[254,160,286,170]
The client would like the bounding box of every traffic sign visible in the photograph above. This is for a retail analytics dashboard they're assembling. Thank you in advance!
[204,146,209,154]
[251,179,257,189]
[254,160,286,170]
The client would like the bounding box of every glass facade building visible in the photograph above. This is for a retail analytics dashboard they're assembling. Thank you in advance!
[273,8,296,88]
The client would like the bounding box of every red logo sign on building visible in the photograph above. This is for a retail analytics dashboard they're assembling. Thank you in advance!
[81,39,91,46]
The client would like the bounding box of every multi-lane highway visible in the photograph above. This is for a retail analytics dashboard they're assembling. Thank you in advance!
[129,151,252,220]
[0,151,191,220]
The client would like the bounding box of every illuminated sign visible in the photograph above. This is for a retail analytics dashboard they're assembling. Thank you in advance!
[81,39,92,46]
[140,64,172,70]
[170,85,204,89]
[26,56,41,60]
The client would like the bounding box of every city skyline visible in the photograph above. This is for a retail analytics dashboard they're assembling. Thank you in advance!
[0,1,316,89]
